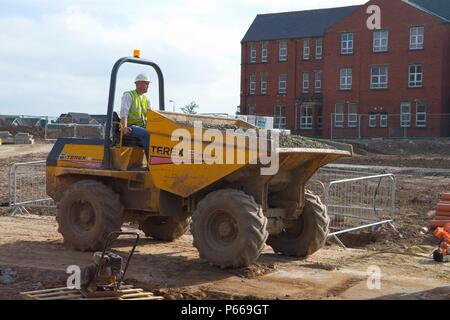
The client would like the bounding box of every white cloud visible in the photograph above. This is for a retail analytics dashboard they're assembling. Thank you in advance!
[0,0,365,117]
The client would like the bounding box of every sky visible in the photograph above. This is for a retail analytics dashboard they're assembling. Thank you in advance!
[0,0,364,118]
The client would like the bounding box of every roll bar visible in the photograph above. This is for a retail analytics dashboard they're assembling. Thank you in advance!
[103,57,165,169]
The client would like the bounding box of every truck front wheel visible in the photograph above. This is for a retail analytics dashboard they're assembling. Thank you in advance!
[191,189,268,268]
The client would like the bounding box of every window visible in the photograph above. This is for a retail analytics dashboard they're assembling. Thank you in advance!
[334,103,344,128]
[410,26,424,50]
[380,113,388,128]
[250,43,256,63]
[300,104,313,129]
[314,71,322,93]
[274,105,286,129]
[279,40,287,61]
[409,64,423,88]
[340,68,352,90]
[249,74,256,95]
[302,72,309,93]
[373,30,389,52]
[260,73,268,95]
[369,113,377,128]
[303,39,310,60]
[261,42,268,63]
[416,101,426,127]
[315,38,323,59]
[348,103,358,128]
[317,106,323,129]
[371,65,388,89]
[341,33,353,54]
[248,105,256,115]
[278,74,287,95]
[401,102,411,127]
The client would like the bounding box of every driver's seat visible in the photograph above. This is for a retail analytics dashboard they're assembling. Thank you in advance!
[112,112,143,147]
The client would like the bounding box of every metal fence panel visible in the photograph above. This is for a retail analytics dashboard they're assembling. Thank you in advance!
[308,168,399,247]
[45,123,104,140]
[9,160,55,215]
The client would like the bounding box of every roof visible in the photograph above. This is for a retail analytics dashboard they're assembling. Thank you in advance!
[90,114,108,125]
[241,5,362,42]
[407,0,450,22]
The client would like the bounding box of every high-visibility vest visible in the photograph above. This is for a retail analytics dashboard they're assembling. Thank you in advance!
[127,90,149,127]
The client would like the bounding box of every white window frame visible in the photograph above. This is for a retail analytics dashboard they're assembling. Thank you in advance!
[340,68,352,90]
[302,72,309,93]
[278,74,287,95]
[260,73,267,95]
[416,101,426,127]
[371,65,388,89]
[401,102,411,128]
[409,64,423,88]
[410,26,424,50]
[314,71,322,93]
[380,113,388,128]
[334,103,344,128]
[341,32,353,55]
[279,40,287,61]
[348,103,358,128]
[373,30,389,52]
[303,39,310,60]
[261,41,268,63]
[274,105,286,129]
[315,38,323,60]
[299,104,313,129]
[249,74,256,95]
[250,43,257,63]
[369,114,377,128]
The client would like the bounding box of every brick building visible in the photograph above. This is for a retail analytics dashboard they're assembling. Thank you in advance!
[240,0,450,138]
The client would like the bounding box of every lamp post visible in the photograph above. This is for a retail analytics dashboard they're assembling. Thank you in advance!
[169,100,175,112]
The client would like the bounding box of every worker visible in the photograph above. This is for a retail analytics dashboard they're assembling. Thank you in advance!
[120,73,152,161]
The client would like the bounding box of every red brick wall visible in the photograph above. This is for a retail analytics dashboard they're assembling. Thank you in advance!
[240,0,450,137]
[323,0,449,138]
[240,39,325,131]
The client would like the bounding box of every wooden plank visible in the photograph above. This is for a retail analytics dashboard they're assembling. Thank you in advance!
[21,285,162,301]
[21,287,71,295]
[121,296,164,300]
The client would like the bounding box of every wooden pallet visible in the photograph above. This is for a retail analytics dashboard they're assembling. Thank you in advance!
[20,285,164,300]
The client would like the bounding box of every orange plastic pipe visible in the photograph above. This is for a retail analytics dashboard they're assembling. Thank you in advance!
[436,201,450,212]
[431,220,450,228]
[441,193,450,201]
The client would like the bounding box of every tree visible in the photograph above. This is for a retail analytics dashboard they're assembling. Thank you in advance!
[181,101,199,114]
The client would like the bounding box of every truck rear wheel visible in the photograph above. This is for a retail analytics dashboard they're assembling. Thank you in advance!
[191,189,268,268]
[139,214,191,241]
[267,191,329,257]
[57,180,123,251]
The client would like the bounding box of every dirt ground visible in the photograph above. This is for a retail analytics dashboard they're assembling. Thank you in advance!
[0,141,449,300]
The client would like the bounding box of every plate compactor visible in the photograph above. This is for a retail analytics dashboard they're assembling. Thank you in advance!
[80,231,139,298]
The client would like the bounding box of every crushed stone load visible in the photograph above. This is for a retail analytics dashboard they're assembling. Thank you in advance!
[174,120,241,131]
[278,134,333,149]
[173,117,333,149]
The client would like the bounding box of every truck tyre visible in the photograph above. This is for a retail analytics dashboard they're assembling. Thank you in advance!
[57,180,123,251]
[139,214,191,241]
[267,191,329,257]
[191,189,268,268]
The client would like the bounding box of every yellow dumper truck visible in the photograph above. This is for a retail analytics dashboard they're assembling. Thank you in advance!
[46,56,352,268]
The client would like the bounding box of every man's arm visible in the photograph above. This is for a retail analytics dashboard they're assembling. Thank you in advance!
[121,116,131,135]
[120,92,132,135]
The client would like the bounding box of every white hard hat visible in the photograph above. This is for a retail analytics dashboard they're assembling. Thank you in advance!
[135,73,151,83]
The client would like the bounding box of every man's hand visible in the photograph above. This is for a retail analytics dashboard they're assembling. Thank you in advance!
[123,127,132,135]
